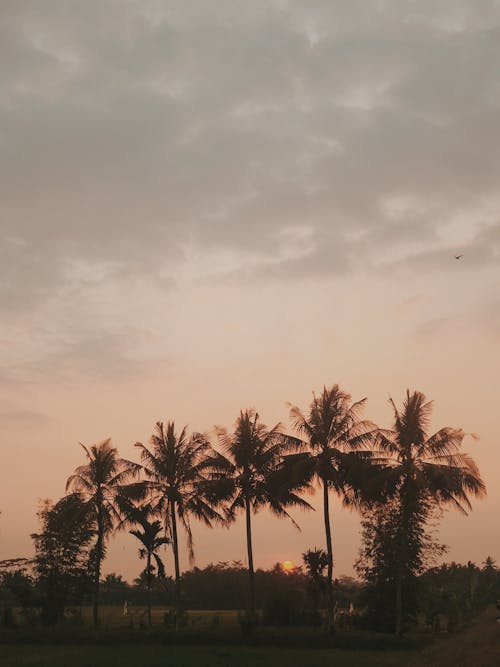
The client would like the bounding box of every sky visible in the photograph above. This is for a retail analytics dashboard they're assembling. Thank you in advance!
[1,0,499,582]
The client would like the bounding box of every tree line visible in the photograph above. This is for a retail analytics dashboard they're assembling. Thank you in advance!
[1,385,487,636]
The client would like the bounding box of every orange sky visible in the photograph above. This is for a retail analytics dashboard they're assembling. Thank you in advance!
[1,1,499,581]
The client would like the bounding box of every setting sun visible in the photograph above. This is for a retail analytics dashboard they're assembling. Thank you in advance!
[281,560,295,573]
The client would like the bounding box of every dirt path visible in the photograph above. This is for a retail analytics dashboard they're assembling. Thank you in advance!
[407,608,500,667]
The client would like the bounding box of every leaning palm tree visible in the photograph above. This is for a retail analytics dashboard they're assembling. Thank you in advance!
[289,385,378,633]
[135,421,223,626]
[203,409,311,626]
[126,504,170,627]
[66,439,140,626]
[377,390,486,636]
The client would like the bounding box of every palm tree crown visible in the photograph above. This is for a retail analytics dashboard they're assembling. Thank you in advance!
[135,421,223,626]
[204,409,310,623]
[288,384,378,632]
[376,389,486,635]
[66,439,139,625]
[377,390,485,512]
[135,421,223,562]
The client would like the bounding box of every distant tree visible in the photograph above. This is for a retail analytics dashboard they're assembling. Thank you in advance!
[124,503,170,626]
[289,385,378,633]
[66,439,140,626]
[135,421,223,628]
[418,559,495,631]
[302,548,328,617]
[480,556,499,605]
[374,390,486,635]
[32,495,94,625]
[0,559,36,627]
[203,409,310,628]
[99,573,130,604]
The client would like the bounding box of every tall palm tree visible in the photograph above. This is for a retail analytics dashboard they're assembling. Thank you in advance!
[66,439,140,626]
[135,421,223,626]
[126,504,170,627]
[204,409,311,626]
[377,390,486,636]
[289,385,378,633]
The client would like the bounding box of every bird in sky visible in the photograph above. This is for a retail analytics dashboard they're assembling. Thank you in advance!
[455,254,464,260]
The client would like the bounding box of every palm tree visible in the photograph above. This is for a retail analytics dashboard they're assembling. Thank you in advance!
[66,439,140,626]
[135,421,223,627]
[303,548,329,616]
[289,385,378,633]
[377,390,486,636]
[204,409,311,626]
[126,504,170,627]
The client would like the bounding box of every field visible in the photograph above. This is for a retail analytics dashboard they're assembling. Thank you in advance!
[1,607,498,667]
[1,644,410,667]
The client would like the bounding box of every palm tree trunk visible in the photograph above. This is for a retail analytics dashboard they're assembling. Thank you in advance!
[245,497,256,624]
[170,502,181,630]
[323,478,335,634]
[395,568,403,637]
[395,484,411,637]
[93,513,104,628]
[146,552,152,627]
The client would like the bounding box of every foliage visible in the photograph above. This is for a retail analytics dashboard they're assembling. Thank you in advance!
[203,409,310,622]
[289,385,378,632]
[361,390,485,634]
[0,559,36,628]
[31,494,94,625]
[418,558,500,631]
[136,421,224,625]
[66,439,140,625]
[356,497,446,632]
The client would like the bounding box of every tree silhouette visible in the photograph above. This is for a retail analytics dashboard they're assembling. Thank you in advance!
[32,495,93,625]
[66,439,140,626]
[376,390,486,635]
[289,385,378,633]
[302,548,328,617]
[135,421,223,628]
[204,409,310,628]
[126,504,169,627]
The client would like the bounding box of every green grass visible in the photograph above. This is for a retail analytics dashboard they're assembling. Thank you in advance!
[0,643,412,667]
[3,607,498,667]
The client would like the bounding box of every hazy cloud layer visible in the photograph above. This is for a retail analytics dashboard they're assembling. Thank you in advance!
[1,0,499,379]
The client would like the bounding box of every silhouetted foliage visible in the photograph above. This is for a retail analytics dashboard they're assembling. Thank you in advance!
[418,558,500,631]
[203,409,310,628]
[123,502,170,626]
[32,495,94,625]
[66,439,140,626]
[356,496,446,632]
[135,421,224,628]
[0,560,36,628]
[365,390,486,635]
[289,385,378,633]
[302,548,328,615]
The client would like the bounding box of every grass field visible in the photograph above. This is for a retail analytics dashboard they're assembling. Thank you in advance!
[2,608,498,667]
[1,644,410,667]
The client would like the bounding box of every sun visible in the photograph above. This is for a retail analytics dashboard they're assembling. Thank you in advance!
[281,560,295,573]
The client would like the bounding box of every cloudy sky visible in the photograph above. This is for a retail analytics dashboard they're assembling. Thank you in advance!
[1,0,499,579]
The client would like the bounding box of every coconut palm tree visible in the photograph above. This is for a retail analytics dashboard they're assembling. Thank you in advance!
[135,421,223,627]
[288,385,378,633]
[377,390,486,635]
[203,409,311,627]
[126,504,170,627]
[66,439,140,626]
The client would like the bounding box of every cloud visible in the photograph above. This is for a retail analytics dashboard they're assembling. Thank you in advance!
[1,0,500,382]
